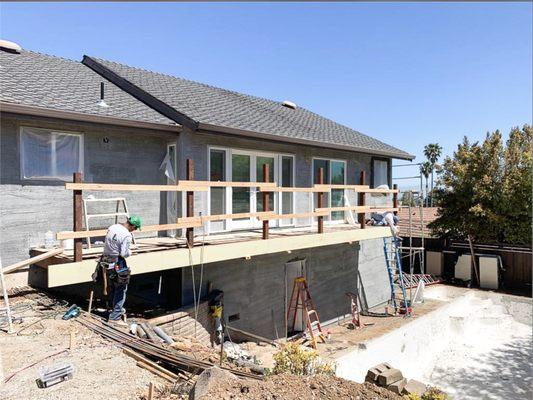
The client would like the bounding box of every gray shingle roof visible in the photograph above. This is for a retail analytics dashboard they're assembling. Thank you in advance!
[0,50,175,126]
[87,57,413,159]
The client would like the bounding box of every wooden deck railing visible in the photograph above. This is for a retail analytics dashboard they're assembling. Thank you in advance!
[62,160,398,261]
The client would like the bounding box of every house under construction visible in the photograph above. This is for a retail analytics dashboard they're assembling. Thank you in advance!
[0,43,415,339]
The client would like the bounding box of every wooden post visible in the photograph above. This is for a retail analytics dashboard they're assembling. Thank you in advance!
[186,159,194,247]
[317,167,324,233]
[148,382,154,400]
[262,163,269,240]
[393,184,398,216]
[358,171,366,229]
[73,172,83,262]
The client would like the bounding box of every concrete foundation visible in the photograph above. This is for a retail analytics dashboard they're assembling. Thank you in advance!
[181,238,390,339]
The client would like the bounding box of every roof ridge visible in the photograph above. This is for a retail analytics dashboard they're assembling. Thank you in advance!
[18,49,81,65]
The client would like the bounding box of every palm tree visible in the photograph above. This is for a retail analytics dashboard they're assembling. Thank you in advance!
[424,143,443,206]
[420,161,433,207]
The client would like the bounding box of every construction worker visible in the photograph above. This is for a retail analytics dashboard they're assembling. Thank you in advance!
[100,215,141,325]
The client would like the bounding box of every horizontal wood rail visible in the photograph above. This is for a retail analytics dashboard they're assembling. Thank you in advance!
[65,181,278,192]
[364,188,399,194]
[315,206,371,213]
[313,184,370,190]
[256,211,329,221]
[57,221,202,240]
[178,212,276,224]
[258,186,328,193]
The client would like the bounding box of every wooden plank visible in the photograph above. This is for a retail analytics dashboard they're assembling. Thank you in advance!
[178,212,276,224]
[315,206,370,213]
[205,181,276,188]
[65,182,209,192]
[258,186,327,193]
[136,361,176,382]
[257,211,329,221]
[123,348,180,379]
[56,221,202,240]
[2,248,63,274]
[313,184,370,190]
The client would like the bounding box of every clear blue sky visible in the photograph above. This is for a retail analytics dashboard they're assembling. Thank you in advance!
[1,2,531,189]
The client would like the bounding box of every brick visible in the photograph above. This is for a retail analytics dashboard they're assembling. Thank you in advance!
[387,378,407,394]
[377,368,403,387]
[365,363,392,382]
[402,379,427,396]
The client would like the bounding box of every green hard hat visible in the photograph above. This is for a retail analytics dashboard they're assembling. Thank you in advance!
[128,215,142,230]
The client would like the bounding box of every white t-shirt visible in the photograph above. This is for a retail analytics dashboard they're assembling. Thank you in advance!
[103,224,132,259]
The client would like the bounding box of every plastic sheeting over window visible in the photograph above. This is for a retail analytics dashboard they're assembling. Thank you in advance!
[21,127,83,180]
[373,159,389,187]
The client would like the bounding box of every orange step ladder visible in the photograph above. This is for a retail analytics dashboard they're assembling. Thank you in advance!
[287,277,326,349]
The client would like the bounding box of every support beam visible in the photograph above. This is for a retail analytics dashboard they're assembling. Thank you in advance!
[317,167,324,233]
[73,172,83,262]
[358,171,366,230]
[2,248,63,274]
[393,184,399,216]
[46,227,393,287]
[186,159,194,247]
[262,163,269,240]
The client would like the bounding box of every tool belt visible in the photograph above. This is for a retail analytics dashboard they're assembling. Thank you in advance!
[92,255,130,295]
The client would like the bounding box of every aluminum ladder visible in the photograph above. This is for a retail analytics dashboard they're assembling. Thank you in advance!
[383,237,411,316]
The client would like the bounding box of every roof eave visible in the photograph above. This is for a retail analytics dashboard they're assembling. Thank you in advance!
[0,102,181,133]
[197,122,415,160]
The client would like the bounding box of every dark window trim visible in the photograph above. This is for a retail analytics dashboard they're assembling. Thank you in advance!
[371,156,392,188]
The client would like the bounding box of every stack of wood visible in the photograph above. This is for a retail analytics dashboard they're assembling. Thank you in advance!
[148,301,211,346]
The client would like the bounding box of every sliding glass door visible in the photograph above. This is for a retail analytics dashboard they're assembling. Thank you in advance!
[209,148,284,232]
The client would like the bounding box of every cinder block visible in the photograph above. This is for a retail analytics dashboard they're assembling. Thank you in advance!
[377,368,403,387]
[387,378,407,394]
[402,379,427,396]
[365,362,392,382]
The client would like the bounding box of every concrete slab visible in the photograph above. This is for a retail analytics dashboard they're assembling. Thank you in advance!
[377,368,403,386]
[402,379,427,396]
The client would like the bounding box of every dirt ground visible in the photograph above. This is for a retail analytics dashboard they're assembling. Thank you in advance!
[188,373,403,400]
[0,291,165,400]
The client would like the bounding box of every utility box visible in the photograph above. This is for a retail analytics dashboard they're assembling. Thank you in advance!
[479,255,500,290]
[426,251,442,276]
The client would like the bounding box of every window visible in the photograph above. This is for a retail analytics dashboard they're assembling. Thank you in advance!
[281,156,294,216]
[313,158,346,222]
[20,127,83,181]
[372,158,390,187]
[210,149,226,216]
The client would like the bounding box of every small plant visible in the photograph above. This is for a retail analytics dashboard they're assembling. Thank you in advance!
[272,342,335,376]
[406,394,421,400]
[422,387,448,400]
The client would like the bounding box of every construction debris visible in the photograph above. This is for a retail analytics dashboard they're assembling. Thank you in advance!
[76,313,262,381]
[365,363,432,397]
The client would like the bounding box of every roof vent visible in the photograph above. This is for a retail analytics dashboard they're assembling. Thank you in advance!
[0,39,22,54]
[281,100,297,110]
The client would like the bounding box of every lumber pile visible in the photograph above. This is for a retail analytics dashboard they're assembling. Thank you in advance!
[77,314,262,381]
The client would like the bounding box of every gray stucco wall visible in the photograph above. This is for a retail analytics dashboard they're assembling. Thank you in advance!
[0,113,178,266]
[181,238,390,339]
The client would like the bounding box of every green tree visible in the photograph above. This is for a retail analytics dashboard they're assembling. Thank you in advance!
[423,143,443,206]
[429,125,532,245]
[420,161,433,207]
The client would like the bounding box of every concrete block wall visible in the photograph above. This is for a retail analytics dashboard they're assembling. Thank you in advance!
[0,114,178,267]
[181,238,390,339]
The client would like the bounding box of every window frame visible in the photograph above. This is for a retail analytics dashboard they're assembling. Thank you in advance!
[206,146,295,233]
[371,156,391,188]
[19,126,84,182]
[311,157,347,224]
